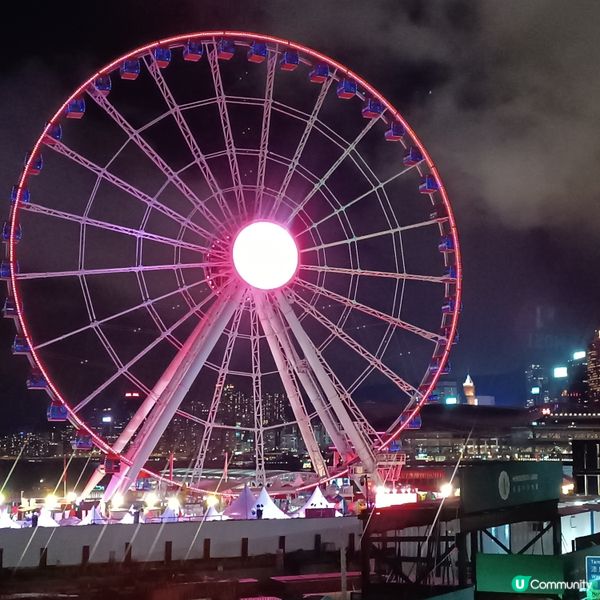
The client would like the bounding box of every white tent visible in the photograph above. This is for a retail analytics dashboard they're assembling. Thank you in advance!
[205,505,230,521]
[293,486,335,518]
[223,485,256,519]
[79,504,106,525]
[0,509,20,529]
[252,487,289,520]
[38,508,59,527]
[160,507,179,523]
[120,511,134,524]
[120,507,144,524]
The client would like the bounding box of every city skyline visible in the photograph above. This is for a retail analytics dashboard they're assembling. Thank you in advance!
[1,2,599,432]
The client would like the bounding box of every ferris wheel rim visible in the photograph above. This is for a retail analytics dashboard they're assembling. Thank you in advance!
[7,30,462,492]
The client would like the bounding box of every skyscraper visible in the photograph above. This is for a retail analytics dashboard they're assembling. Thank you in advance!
[463,374,476,406]
[588,330,600,404]
[525,364,550,408]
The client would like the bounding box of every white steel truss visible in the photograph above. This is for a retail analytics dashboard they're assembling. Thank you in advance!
[255,50,277,217]
[250,304,266,486]
[102,283,243,500]
[276,292,379,479]
[189,303,245,486]
[254,292,328,478]
[88,89,222,230]
[144,56,234,222]
[206,45,245,216]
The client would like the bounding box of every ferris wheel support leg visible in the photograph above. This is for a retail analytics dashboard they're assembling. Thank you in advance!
[276,293,380,479]
[262,297,352,461]
[81,314,207,499]
[103,284,243,501]
[254,293,329,479]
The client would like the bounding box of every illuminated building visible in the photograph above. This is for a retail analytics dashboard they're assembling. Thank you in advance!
[588,330,600,403]
[462,374,476,406]
[525,363,549,407]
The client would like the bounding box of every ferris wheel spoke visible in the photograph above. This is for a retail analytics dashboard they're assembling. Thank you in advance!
[21,202,207,253]
[255,292,328,477]
[249,302,266,485]
[34,274,209,351]
[255,50,277,217]
[105,283,244,501]
[297,163,418,237]
[288,289,419,398]
[190,303,244,485]
[269,74,334,219]
[300,264,449,285]
[301,218,440,254]
[207,46,245,217]
[87,89,223,231]
[47,139,214,241]
[296,278,445,343]
[143,56,234,223]
[16,261,222,281]
[285,116,381,225]
[262,294,351,458]
[72,285,223,414]
[276,292,380,475]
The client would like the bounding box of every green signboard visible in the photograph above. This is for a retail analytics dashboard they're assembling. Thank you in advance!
[477,553,564,595]
[460,461,561,514]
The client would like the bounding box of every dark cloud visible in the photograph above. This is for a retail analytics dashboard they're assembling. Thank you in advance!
[0,0,598,412]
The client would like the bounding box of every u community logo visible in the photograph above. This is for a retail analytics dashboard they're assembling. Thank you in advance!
[512,576,532,592]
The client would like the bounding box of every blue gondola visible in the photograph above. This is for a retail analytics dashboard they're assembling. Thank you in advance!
[47,402,68,422]
[385,122,405,141]
[0,261,12,279]
[153,47,172,69]
[27,371,48,390]
[10,186,30,205]
[94,75,112,95]
[309,63,329,83]
[104,455,121,474]
[400,414,422,429]
[183,40,203,62]
[429,205,446,221]
[2,297,18,318]
[66,98,85,119]
[24,152,43,175]
[44,123,62,144]
[12,336,30,354]
[280,50,299,71]
[443,265,457,280]
[120,59,141,80]
[361,98,384,119]
[71,431,93,451]
[403,147,423,167]
[2,222,22,243]
[247,41,267,63]
[428,393,440,403]
[442,298,456,314]
[216,39,235,60]
[337,78,357,99]
[438,331,459,346]
[419,175,439,194]
[389,440,402,452]
[438,237,454,253]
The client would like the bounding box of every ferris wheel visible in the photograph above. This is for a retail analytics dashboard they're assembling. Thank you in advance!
[3,31,461,500]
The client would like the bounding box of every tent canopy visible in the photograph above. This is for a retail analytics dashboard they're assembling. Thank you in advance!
[252,487,289,520]
[293,486,334,518]
[223,485,256,519]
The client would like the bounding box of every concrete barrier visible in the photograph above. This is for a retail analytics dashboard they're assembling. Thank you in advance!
[0,516,361,569]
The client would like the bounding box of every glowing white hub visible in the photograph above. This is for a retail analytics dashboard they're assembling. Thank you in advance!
[232,221,298,290]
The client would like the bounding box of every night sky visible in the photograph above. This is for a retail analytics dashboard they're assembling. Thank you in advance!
[1,0,599,430]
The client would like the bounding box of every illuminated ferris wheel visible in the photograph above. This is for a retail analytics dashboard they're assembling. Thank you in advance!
[3,31,461,499]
